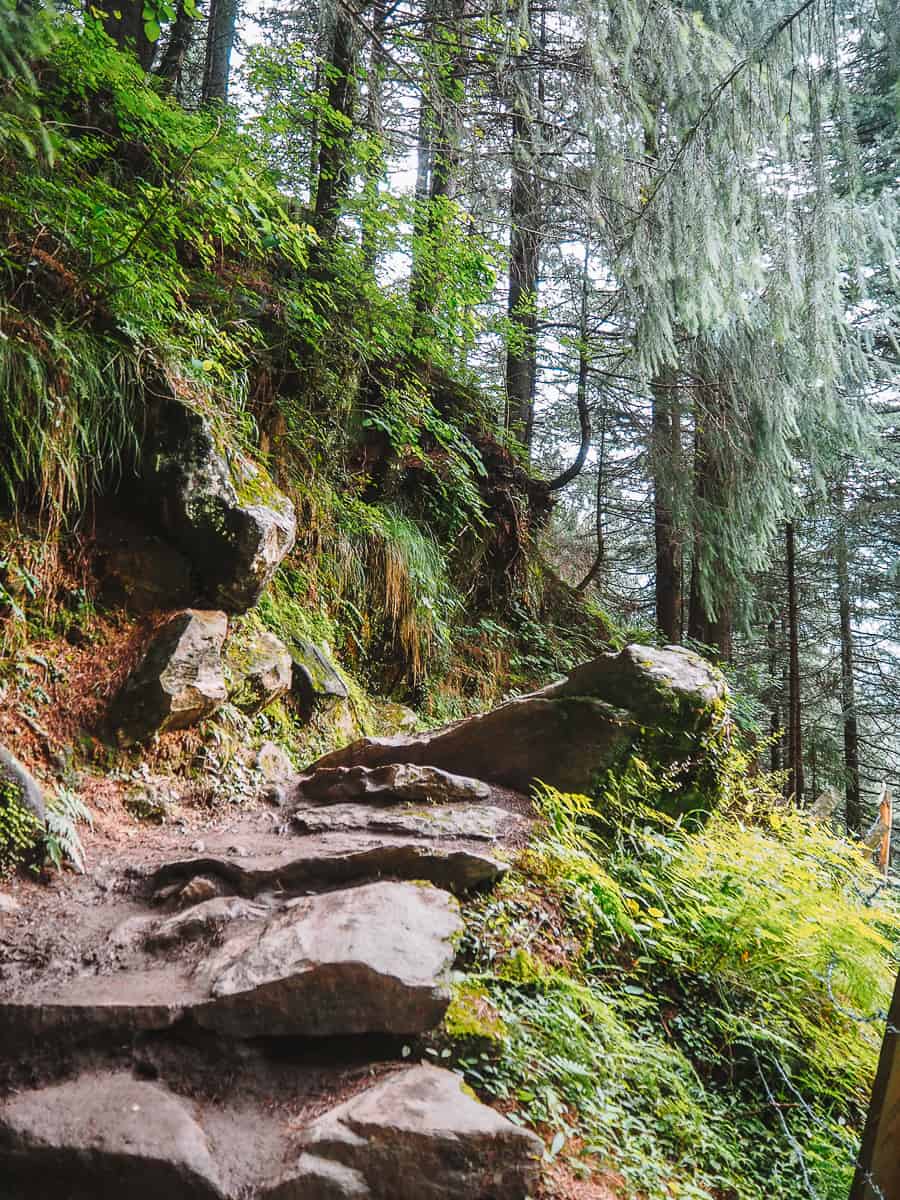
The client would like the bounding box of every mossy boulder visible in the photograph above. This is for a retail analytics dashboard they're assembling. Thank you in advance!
[290,641,349,721]
[226,630,293,714]
[110,610,228,744]
[141,391,296,613]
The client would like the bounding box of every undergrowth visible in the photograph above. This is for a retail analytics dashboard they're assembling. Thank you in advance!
[452,762,899,1199]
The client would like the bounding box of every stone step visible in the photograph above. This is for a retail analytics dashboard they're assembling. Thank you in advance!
[0,1065,542,1200]
[0,881,461,1043]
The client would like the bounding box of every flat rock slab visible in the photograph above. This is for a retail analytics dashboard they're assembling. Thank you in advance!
[269,1065,543,1200]
[1,1066,542,1200]
[0,882,461,1043]
[290,801,524,843]
[151,828,510,896]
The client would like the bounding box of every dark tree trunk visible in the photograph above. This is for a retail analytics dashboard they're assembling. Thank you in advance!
[786,520,804,804]
[361,0,388,271]
[202,0,238,103]
[768,614,782,774]
[103,1,155,69]
[313,8,357,242]
[548,243,591,492]
[836,480,862,834]
[505,0,540,450]
[688,377,733,660]
[651,368,682,641]
[154,0,195,94]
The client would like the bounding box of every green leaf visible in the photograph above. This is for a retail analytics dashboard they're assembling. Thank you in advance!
[143,17,161,40]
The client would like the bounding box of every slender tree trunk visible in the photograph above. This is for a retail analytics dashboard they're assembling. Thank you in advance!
[548,242,591,491]
[202,0,239,103]
[154,0,195,94]
[361,0,388,271]
[651,367,682,641]
[103,1,155,69]
[575,405,607,594]
[836,480,862,834]
[786,520,804,804]
[505,0,540,451]
[313,8,357,242]
[768,614,782,773]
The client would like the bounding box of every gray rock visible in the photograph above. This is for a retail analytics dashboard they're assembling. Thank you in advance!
[142,392,296,612]
[228,630,293,714]
[256,741,293,783]
[0,892,21,915]
[306,696,635,795]
[0,743,45,825]
[290,641,349,720]
[124,780,174,823]
[0,1072,223,1200]
[147,896,271,950]
[291,801,523,844]
[543,643,727,727]
[296,763,492,807]
[268,1065,543,1200]
[111,610,228,744]
[374,701,419,735]
[101,538,193,614]
[194,880,461,1037]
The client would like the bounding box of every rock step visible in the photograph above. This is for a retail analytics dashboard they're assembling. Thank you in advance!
[0,881,461,1043]
[150,827,510,897]
[0,1065,542,1200]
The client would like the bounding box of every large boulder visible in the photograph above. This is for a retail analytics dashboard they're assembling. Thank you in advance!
[306,644,726,797]
[269,1065,543,1200]
[296,763,492,806]
[0,1073,223,1200]
[0,744,45,826]
[111,610,228,744]
[290,641,350,720]
[142,392,296,612]
[194,880,461,1038]
[227,629,293,714]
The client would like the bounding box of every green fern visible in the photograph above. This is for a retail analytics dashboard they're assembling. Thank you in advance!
[43,789,92,874]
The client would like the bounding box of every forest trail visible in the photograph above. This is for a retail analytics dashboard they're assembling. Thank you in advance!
[0,646,725,1200]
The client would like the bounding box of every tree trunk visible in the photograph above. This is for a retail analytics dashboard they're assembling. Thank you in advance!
[547,242,591,492]
[786,520,804,804]
[505,0,540,451]
[202,0,239,104]
[313,8,357,242]
[836,479,862,834]
[767,614,782,773]
[154,0,195,94]
[103,1,155,69]
[651,367,682,641]
[361,0,388,271]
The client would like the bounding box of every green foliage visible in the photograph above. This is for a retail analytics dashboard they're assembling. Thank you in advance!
[0,778,41,877]
[43,788,92,873]
[452,777,899,1199]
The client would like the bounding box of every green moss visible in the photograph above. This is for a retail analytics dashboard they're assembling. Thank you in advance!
[444,980,508,1044]
[0,779,41,877]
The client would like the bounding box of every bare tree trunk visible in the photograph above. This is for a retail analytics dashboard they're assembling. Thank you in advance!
[202,0,239,103]
[575,405,607,594]
[836,479,862,834]
[361,0,388,271]
[651,367,682,641]
[505,0,540,451]
[548,242,591,492]
[768,614,782,773]
[155,0,195,94]
[786,520,804,804]
[313,7,357,242]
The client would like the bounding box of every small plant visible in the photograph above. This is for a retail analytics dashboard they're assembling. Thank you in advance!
[43,787,92,873]
[0,779,42,876]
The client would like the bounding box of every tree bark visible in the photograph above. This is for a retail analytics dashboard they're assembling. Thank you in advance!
[836,479,862,834]
[505,0,540,451]
[651,367,682,641]
[547,243,591,492]
[786,519,804,804]
[202,0,239,104]
[313,7,357,242]
[154,0,194,94]
[767,614,782,773]
[361,0,388,271]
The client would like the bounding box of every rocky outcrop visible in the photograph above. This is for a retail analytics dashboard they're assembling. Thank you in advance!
[101,537,193,614]
[142,394,296,612]
[110,609,228,744]
[0,744,45,825]
[290,640,349,719]
[271,1065,543,1200]
[228,629,293,714]
[306,643,726,797]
